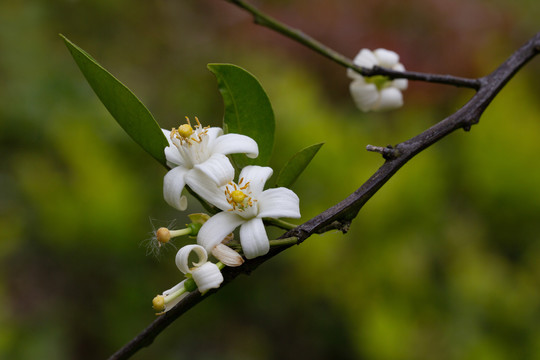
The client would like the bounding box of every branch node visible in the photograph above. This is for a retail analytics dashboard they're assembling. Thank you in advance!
[338,220,351,234]
[366,144,400,160]
[314,219,351,235]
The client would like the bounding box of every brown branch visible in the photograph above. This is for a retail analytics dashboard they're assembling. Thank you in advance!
[107,3,540,358]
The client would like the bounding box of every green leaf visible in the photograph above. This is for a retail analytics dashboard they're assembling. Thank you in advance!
[61,35,168,167]
[276,143,324,188]
[207,63,275,168]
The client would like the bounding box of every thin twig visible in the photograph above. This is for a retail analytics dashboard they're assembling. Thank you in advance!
[365,144,400,160]
[291,32,540,237]
[263,217,298,230]
[225,0,480,89]
[269,236,299,247]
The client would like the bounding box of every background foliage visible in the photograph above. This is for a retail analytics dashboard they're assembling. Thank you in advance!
[2,1,540,359]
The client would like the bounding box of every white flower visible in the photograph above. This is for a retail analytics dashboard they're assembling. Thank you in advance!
[347,48,408,112]
[163,117,259,211]
[175,244,224,292]
[190,166,301,259]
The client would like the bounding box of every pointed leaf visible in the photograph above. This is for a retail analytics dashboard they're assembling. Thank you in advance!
[207,63,275,168]
[276,143,324,188]
[61,35,168,167]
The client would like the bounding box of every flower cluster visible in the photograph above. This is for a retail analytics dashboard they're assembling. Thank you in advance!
[347,48,408,112]
[152,117,301,313]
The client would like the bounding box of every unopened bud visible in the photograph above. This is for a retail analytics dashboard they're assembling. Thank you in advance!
[212,244,244,267]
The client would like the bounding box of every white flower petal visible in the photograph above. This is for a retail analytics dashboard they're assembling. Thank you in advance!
[192,262,224,293]
[163,166,190,211]
[212,133,259,159]
[193,153,234,187]
[349,81,379,112]
[239,218,270,259]
[161,129,172,144]
[390,63,408,90]
[164,292,188,312]
[352,49,378,68]
[185,169,231,210]
[392,78,408,90]
[347,67,363,80]
[374,48,400,67]
[238,166,273,195]
[175,244,208,274]
[257,188,301,219]
[156,279,189,313]
[205,127,224,146]
[393,63,406,72]
[163,279,187,297]
[373,87,404,111]
[162,129,185,167]
[164,146,185,168]
[197,212,245,252]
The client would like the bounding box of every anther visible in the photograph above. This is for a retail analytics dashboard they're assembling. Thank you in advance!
[240,182,250,190]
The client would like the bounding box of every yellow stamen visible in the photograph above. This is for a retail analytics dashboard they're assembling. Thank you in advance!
[231,190,246,204]
[194,116,202,128]
[240,181,250,190]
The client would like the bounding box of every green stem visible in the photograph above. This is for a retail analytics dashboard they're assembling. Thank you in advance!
[224,237,298,251]
[263,218,297,230]
[269,237,298,247]
[169,228,192,238]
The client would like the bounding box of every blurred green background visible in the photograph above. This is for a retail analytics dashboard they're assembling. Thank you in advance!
[2,1,540,359]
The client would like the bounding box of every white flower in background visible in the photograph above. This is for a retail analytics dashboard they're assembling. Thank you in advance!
[190,166,301,259]
[163,117,259,211]
[347,48,408,112]
[175,244,224,292]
